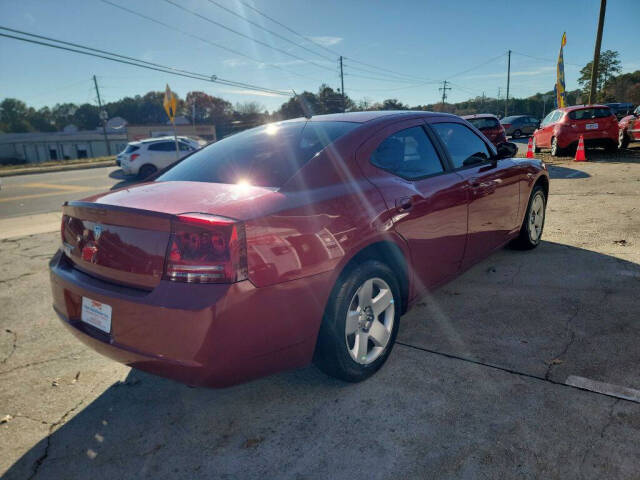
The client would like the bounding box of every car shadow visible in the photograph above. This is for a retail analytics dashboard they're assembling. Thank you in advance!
[108,169,141,191]
[547,165,590,179]
[3,241,640,478]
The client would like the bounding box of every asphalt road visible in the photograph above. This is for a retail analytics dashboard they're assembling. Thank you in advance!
[0,167,136,219]
[1,154,640,478]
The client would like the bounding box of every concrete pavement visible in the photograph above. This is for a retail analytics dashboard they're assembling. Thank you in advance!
[1,155,639,479]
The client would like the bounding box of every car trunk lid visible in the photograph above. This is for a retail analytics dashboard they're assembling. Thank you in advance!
[61,181,282,289]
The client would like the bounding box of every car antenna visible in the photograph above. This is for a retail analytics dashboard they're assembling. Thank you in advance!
[292,90,312,119]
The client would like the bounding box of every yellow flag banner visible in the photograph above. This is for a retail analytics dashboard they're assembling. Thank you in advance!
[163,84,177,123]
[556,32,567,108]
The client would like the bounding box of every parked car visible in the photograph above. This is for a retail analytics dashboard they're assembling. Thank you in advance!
[606,102,634,119]
[618,105,640,149]
[462,114,507,146]
[117,136,201,178]
[500,115,539,138]
[50,111,549,387]
[532,105,618,156]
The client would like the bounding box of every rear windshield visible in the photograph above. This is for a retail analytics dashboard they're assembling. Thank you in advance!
[467,117,500,130]
[157,121,359,187]
[124,145,139,153]
[501,116,521,124]
[569,108,613,120]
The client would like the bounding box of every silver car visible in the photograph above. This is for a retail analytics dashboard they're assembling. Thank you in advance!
[500,115,540,138]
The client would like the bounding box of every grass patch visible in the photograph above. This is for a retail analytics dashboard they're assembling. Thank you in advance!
[0,156,116,172]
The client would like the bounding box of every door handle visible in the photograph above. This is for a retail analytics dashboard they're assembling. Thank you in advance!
[395,197,413,212]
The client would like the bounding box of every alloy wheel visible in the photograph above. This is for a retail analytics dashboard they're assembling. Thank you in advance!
[345,277,395,365]
[529,192,545,243]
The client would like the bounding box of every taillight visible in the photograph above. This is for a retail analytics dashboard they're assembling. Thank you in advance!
[502,123,511,129]
[163,213,247,284]
[61,214,68,243]
[130,153,140,161]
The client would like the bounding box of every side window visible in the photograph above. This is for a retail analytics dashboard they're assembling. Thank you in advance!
[178,142,192,151]
[148,142,174,152]
[371,126,444,179]
[551,111,564,123]
[431,122,492,169]
[541,111,555,127]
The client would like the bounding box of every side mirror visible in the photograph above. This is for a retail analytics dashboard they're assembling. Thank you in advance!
[496,141,518,159]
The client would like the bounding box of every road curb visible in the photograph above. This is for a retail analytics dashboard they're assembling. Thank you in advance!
[0,160,116,178]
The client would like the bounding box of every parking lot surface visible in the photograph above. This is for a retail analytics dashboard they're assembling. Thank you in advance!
[1,151,639,479]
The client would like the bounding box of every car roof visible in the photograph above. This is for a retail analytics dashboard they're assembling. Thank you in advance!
[279,110,457,124]
[558,104,610,112]
[128,136,194,146]
[462,114,498,120]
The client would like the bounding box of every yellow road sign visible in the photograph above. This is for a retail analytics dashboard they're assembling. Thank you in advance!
[163,84,177,122]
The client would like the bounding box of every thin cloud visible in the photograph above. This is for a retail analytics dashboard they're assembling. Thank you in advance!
[223,58,251,68]
[309,36,343,47]
[462,66,556,80]
[217,88,287,98]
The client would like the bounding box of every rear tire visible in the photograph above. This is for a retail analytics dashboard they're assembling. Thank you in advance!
[512,129,521,139]
[315,260,401,383]
[550,137,563,157]
[138,164,157,179]
[511,185,546,250]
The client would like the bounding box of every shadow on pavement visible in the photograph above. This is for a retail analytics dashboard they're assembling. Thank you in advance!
[108,169,141,191]
[547,165,590,179]
[4,241,640,479]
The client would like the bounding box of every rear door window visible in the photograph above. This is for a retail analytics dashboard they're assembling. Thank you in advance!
[157,121,359,187]
[431,122,492,169]
[371,126,444,179]
[148,142,175,152]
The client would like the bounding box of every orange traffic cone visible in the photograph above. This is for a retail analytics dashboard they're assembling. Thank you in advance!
[574,135,586,162]
[526,137,534,158]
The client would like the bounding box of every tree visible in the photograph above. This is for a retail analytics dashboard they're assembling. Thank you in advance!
[578,50,621,102]
[0,98,32,132]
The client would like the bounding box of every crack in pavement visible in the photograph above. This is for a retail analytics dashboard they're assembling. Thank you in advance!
[1,329,17,364]
[27,381,103,480]
[0,351,85,376]
[0,272,39,285]
[396,342,640,405]
[578,398,621,475]
[544,303,580,381]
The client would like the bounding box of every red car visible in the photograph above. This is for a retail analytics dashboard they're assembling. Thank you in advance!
[462,114,507,146]
[532,104,618,156]
[50,111,549,387]
[618,105,640,149]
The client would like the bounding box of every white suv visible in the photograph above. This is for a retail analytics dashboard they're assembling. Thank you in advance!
[117,136,201,178]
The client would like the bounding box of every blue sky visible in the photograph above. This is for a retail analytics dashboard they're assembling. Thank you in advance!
[1,0,639,112]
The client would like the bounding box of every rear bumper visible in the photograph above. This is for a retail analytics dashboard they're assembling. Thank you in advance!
[557,129,617,148]
[49,250,331,387]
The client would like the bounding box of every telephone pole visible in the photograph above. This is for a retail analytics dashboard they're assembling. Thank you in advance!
[439,80,451,108]
[505,49,511,117]
[339,56,345,112]
[588,0,607,104]
[93,75,111,156]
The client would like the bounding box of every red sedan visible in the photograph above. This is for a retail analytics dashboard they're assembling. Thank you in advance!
[50,111,549,387]
[462,114,507,146]
[532,104,618,156]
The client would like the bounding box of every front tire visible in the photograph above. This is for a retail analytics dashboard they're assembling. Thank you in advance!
[315,260,401,382]
[512,129,521,139]
[511,185,546,250]
[618,129,630,150]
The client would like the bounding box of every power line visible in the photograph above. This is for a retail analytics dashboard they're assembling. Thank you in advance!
[203,0,334,62]
[99,0,326,83]
[0,28,292,96]
[161,0,336,74]
[511,50,582,67]
[239,0,341,57]
[446,53,507,79]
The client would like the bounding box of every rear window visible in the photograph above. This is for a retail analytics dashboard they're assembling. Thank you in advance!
[124,145,139,154]
[501,116,520,124]
[157,121,359,187]
[569,108,613,120]
[467,117,500,130]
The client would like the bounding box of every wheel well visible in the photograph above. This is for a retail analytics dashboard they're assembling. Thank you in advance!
[534,175,549,198]
[340,241,409,314]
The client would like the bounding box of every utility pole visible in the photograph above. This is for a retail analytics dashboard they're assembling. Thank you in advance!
[93,75,111,156]
[588,0,607,104]
[481,92,486,108]
[505,49,511,117]
[439,80,451,108]
[339,56,345,112]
